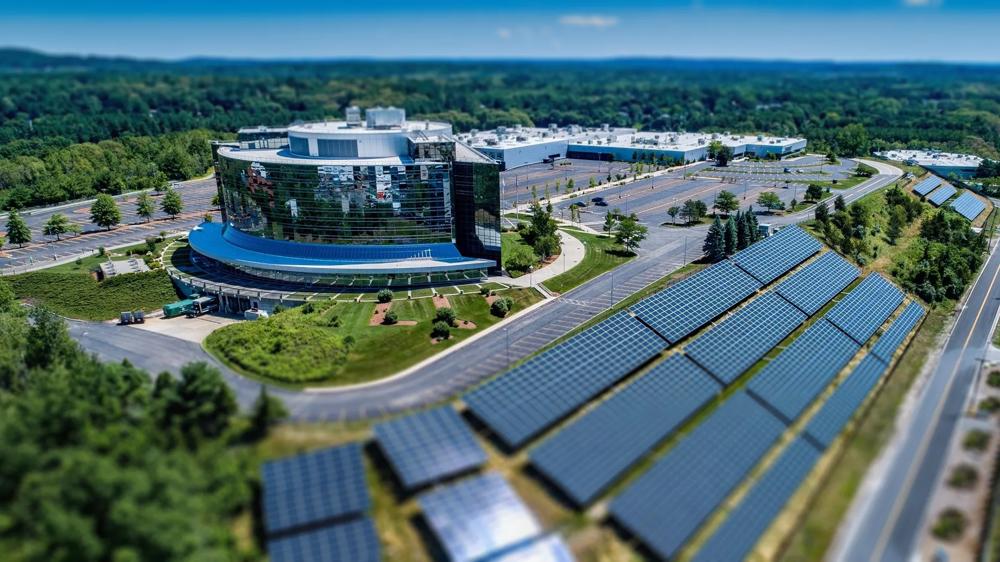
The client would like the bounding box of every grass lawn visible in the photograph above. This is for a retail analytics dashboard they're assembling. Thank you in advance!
[9,269,181,321]
[502,231,542,277]
[542,230,634,294]
[205,287,544,387]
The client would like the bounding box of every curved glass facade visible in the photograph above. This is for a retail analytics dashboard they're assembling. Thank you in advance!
[217,155,453,245]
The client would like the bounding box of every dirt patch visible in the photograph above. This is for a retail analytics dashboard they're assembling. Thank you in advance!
[432,294,451,309]
[370,301,418,326]
[74,206,91,215]
[485,294,497,305]
[456,319,477,330]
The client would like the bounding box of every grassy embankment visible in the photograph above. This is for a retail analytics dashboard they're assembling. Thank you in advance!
[542,229,634,294]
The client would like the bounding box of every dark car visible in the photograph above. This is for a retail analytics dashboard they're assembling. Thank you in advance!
[593,200,609,206]
[569,201,586,208]
[591,196,605,203]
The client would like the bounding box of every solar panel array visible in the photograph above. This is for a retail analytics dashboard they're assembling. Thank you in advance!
[775,252,860,315]
[825,273,904,344]
[629,259,762,343]
[690,437,821,562]
[803,354,888,448]
[261,444,370,534]
[374,406,486,490]
[912,176,943,196]
[529,354,720,506]
[609,392,787,560]
[730,225,822,284]
[747,319,860,421]
[267,517,381,562]
[685,291,807,384]
[927,184,958,206]
[485,535,575,562]
[420,473,542,562]
[870,302,926,363]
[950,191,987,221]
[464,311,667,448]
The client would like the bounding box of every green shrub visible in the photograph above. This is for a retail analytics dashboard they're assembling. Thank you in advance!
[431,320,451,339]
[480,286,490,296]
[272,303,287,315]
[947,464,979,489]
[979,396,1000,414]
[988,371,1000,388]
[383,310,398,325]
[434,307,457,327]
[491,296,514,318]
[377,288,393,303]
[300,302,315,314]
[145,237,158,254]
[931,508,967,541]
[963,429,991,452]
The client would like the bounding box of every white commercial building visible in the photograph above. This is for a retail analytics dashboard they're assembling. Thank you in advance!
[876,149,984,179]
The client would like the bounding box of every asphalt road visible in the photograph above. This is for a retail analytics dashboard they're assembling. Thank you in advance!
[830,214,1000,562]
[1,177,218,272]
[62,160,902,422]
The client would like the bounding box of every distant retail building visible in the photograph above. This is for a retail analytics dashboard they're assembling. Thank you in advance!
[876,149,984,179]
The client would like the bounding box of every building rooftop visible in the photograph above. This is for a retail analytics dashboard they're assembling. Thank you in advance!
[877,149,984,168]
[288,119,452,136]
[216,144,413,166]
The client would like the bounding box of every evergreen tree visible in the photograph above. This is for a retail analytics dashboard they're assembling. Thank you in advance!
[136,191,156,222]
[703,216,727,263]
[736,211,750,250]
[90,193,121,230]
[887,206,906,245]
[248,387,289,440]
[5,210,31,247]
[724,216,737,255]
[815,201,830,223]
[834,194,847,212]
[161,188,183,219]
[746,207,761,242]
[603,211,617,234]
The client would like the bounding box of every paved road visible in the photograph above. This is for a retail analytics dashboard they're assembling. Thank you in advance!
[1,177,218,273]
[830,212,1000,562]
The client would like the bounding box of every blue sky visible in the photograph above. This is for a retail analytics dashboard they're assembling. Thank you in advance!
[1,0,999,62]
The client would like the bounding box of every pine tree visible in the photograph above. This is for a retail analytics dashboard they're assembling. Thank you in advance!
[703,216,727,263]
[724,216,737,255]
[746,207,761,242]
[136,191,156,223]
[735,211,749,250]
[6,210,31,247]
[834,194,847,212]
[815,201,830,223]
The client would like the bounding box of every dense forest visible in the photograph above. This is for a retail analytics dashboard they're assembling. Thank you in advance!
[2,48,1000,208]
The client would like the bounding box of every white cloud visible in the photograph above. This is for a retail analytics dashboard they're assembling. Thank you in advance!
[558,15,620,28]
[496,27,512,40]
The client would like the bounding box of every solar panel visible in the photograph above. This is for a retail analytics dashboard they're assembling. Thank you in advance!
[690,437,821,562]
[685,291,807,384]
[912,176,943,196]
[267,517,381,562]
[608,391,786,560]
[261,444,370,534]
[464,311,667,449]
[484,535,575,562]
[927,184,957,206]
[949,191,986,221]
[803,354,888,448]
[373,406,486,490]
[630,260,761,343]
[825,273,904,344]
[775,252,860,315]
[420,473,541,562]
[747,319,860,422]
[730,225,822,284]
[870,302,925,363]
[529,354,720,506]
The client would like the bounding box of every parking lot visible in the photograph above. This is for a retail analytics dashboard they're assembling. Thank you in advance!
[695,155,858,184]
[501,159,631,207]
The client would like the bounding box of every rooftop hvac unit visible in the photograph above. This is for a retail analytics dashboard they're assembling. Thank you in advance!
[365,106,406,129]
[601,123,609,131]
[497,126,507,135]
[548,123,558,131]
[345,106,362,126]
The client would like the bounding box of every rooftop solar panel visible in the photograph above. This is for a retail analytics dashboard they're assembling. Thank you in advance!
[374,406,486,490]
[927,184,957,206]
[803,354,888,448]
[690,437,821,562]
[685,291,807,384]
[267,517,381,562]
[420,473,541,562]
[912,176,943,196]
[730,225,822,285]
[774,252,860,316]
[747,319,860,422]
[630,260,761,343]
[529,354,720,506]
[608,391,786,560]
[825,273,904,344]
[949,191,986,221]
[261,444,370,534]
[483,535,575,562]
[870,302,925,364]
[464,311,667,449]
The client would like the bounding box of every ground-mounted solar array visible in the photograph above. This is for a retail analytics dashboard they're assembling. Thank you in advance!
[685,291,807,384]
[747,319,860,422]
[690,437,822,562]
[950,190,987,221]
[261,444,370,534]
[803,354,889,448]
[730,225,822,284]
[420,473,542,562]
[374,406,486,490]
[927,183,958,206]
[774,252,860,315]
[464,311,667,448]
[824,273,904,344]
[912,175,943,196]
[267,518,381,562]
[609,392,787,560]
[870,302,926,363]
[629,259,762,343]
[529,354,720,506]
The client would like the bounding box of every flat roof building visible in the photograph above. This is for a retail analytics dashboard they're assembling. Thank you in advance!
[876,149,984,179]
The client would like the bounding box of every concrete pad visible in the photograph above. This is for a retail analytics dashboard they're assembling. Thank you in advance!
[130,313,240,343]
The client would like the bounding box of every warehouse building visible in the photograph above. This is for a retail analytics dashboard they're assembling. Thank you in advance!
[876,149,984,179]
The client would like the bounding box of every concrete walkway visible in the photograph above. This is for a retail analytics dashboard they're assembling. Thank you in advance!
[490,229,588,288]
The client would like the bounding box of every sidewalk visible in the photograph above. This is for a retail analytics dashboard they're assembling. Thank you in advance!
[490,229,587,289]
